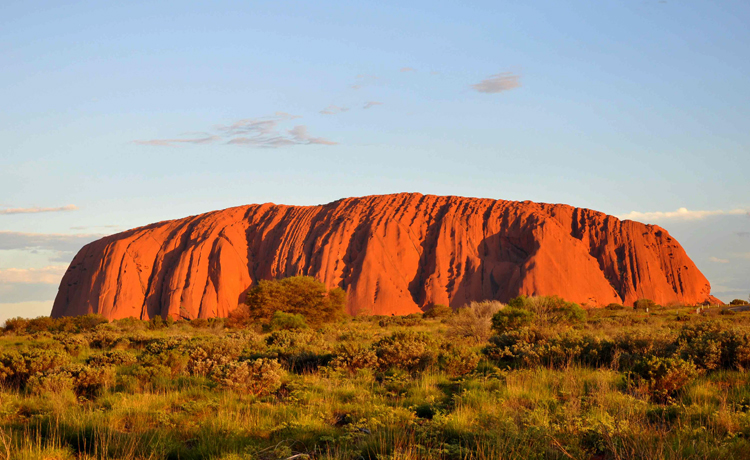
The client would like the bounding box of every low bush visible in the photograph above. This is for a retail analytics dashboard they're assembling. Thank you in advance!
[329,342,378,372]
[423,304,452,319]
[491,307,534,333]
[209,358,283,395]
[374,331,437,372]
[269,311,308,331]
[437,343,480,377]
[26,371,75,396]
[56,334,88,356]
[511,295,586,325]
[0,348,71,389]
[376,313,424,327]
[448,300,504,342]
[88,331,129,350]
[632,356,697,403]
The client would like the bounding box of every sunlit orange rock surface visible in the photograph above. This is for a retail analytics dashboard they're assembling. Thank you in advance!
[51,193,719,320]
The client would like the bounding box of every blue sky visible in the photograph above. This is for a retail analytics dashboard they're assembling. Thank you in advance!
[1,0,749,322]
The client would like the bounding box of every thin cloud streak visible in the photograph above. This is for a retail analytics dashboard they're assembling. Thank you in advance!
[0,205,78,215]
[288,126,337,145]
[400,67,416,72]
[471,72,521,93]
[134,112,335,149]
[133,136,219,146]
[363,101,383,109]
[619,207,749,222]
[709,257,730,264]
[320,105,349,115]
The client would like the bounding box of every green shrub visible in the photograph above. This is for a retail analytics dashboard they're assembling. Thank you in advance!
[374,331,436,372]
[678,322,722,370]
[507,295,528,308]
[56,334,88,356]
[614,330,675,369]
[187,339,244,377]
[190,318,209,328]
[88,331,129,350]
[376,313,423,327]
[438,343,480,377]
[26,371,75,396]
[209,358,283,395]
[632,356,697,403]
[269,311,308,331]
[3,317,29,334]
[230,276,346,327]
[730,299,749,306]
[448,300,504,342]
[65,364,116,398]
[517,295,586,324]
[491,307,534,333]
[131,364,172,389]
[144,336,188,355]
[330,343,378,372]
[605,303,624,310]
[0,348,70,388]
[423,304,452,319]
[484,328,549,367]
[264,330,326,354]
[719,329,750,369]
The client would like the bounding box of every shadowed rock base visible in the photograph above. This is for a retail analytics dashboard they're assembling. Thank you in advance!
[51,193,720,320]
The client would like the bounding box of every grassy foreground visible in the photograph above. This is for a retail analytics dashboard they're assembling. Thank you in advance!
[1,303,750,460]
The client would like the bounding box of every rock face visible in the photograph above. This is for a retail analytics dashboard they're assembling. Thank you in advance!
[52,193,718,320]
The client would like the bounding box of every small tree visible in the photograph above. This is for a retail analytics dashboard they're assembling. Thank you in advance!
[230,276,345,327]
[634,298,658,311]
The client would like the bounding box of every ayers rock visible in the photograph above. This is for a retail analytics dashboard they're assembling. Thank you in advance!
[52,193,719,320]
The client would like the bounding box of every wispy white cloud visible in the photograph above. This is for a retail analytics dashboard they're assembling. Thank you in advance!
[0,266,67,284]
[400,67,416,72]
[363,101,383,109]
[320,105,349,115]
[0,205,78,215]
[619,207,749,222]
[288,126,337,145]
[134,112,335,149]
[735,252,750,260]
[471,72,521,94]
[709,256,730,264]
[0,231,103,252]
[133,136,219,147]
